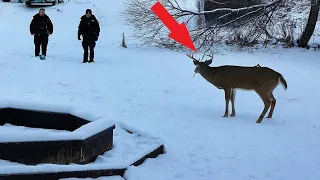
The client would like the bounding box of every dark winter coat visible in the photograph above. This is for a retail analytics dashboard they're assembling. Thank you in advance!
[78,15,100,43]
[30,14,53,36]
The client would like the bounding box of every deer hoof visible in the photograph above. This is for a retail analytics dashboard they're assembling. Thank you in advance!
[230,113,235,117]
[223,114,228,117]
[255,120,262,123]
[266,115,272,118]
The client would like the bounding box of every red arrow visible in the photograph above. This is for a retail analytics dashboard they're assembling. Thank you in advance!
[151,1,196,52]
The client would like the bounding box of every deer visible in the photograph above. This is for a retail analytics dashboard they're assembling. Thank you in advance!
[187,53,287,123]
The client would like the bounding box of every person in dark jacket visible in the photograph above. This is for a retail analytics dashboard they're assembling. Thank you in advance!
[29,8,53,58]
[78,9,100,63]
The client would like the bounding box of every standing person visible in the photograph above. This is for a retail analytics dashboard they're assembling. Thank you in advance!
[29,8,53,59]
[78,9,100,63]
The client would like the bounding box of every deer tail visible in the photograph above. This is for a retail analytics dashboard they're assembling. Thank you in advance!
[278,73,287,90]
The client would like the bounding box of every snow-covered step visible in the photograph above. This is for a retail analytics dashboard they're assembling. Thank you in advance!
[0,124,165,179]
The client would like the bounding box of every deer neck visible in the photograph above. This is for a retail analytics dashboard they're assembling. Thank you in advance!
[198,66,218,85]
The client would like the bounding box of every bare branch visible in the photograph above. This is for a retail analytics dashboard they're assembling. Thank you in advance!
[121,0,287,52]
[171,0,282,16]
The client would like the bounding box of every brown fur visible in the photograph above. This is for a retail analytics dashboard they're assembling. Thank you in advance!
[188,54,287,123]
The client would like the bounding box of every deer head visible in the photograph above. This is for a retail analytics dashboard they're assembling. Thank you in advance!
[186,53,213,75]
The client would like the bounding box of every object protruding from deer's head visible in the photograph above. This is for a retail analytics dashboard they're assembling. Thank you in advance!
[186,53,213,76]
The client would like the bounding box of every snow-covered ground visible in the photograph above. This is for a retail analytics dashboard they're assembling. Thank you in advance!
[0,0,320,180]
[61,176,124,180]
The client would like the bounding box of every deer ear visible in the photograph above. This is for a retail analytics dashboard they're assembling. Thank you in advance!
[204,60,212,65]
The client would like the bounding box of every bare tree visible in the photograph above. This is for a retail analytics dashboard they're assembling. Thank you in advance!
[122,0,283,52]
[297,0,320,48]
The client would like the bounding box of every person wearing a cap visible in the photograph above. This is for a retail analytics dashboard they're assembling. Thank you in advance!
[77,9,100,63]
[29,8,53,58]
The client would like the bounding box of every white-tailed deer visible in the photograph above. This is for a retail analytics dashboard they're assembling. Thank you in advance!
[187,53,287,123]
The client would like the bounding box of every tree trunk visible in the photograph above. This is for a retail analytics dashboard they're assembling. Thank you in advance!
[297,0,320,48]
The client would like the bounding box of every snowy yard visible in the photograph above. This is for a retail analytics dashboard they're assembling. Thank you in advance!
[0,0,320,180]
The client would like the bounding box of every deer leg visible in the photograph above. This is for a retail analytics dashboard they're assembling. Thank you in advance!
[267,93,276,118]
[230,89,236,117]
[223,89,231,117]
[255,91,271,123]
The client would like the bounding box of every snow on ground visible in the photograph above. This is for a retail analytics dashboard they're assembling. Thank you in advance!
[0,0,320,180]
[60,176,124,180]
